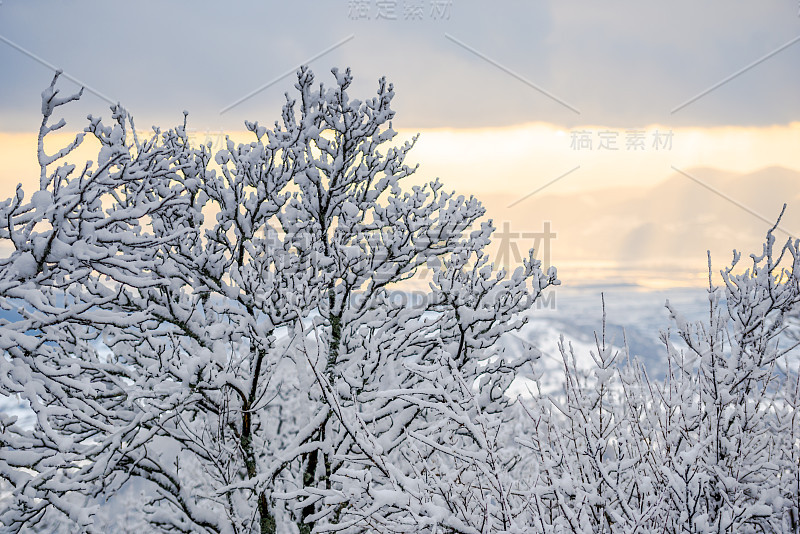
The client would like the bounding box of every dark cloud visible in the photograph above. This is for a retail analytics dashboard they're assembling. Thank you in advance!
[0,0,797,132]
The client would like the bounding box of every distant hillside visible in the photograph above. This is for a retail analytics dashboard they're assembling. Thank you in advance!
[478,166,800,285]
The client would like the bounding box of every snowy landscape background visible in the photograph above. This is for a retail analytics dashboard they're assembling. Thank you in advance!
[0,281,713,428]
[2,1,800,532]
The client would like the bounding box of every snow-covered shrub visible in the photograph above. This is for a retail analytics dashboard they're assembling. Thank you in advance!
[514,215,800,533]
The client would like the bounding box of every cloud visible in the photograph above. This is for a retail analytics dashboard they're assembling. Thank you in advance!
[0,1,797,132]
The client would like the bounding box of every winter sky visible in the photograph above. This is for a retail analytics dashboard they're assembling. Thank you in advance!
[1,1,799,282]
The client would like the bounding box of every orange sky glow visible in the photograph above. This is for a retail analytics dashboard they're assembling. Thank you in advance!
[2,122,798,288]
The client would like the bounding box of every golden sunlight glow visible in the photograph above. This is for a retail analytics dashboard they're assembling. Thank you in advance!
[399,122,800,195]
[2,123,798,288]
[4,123,800,198]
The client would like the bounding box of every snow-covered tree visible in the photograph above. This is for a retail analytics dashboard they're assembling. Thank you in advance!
[2,65,799,534]
[0,68,557,533]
